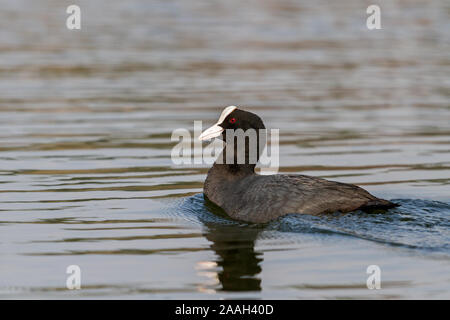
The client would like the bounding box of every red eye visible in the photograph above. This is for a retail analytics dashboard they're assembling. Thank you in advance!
[229,117,236,124]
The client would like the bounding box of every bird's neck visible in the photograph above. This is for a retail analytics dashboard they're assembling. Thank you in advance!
[214,136,265,175]
[205,141,259,207]
[211,162,256,176]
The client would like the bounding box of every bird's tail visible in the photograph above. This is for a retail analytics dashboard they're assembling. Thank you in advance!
[360,198,399,212]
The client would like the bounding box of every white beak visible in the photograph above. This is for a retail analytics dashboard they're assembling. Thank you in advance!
[198,123,224,141]
[198,106,238,141]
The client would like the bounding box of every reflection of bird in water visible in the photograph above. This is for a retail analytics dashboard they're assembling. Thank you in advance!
[201,199,263,292]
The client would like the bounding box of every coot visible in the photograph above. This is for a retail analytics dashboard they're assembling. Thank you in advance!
[199,106,398,223]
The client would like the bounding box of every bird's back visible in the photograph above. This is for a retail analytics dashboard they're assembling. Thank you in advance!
[206,173,396,223]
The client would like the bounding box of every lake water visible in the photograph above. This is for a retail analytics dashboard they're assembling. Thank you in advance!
[0,0,449,299]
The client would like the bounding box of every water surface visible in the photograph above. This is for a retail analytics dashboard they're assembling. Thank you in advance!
[0,0,449,299]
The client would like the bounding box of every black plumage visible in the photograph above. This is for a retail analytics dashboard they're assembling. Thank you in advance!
[200,107,398,223]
